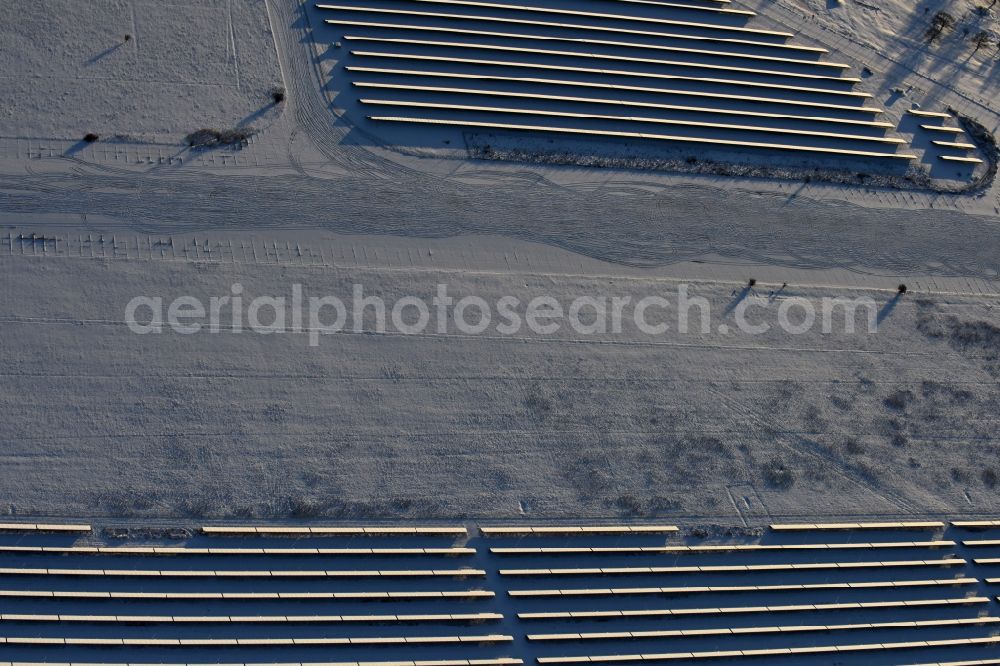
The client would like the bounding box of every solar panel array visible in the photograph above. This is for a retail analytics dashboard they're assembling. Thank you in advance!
[313,0,926,164]
[0,520,999,665]
[904,109,985,167]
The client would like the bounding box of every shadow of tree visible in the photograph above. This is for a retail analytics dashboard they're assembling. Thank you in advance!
[877,292,904,326]
[85,42,123,66]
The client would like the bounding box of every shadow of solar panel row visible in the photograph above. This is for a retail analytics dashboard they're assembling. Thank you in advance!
[312,0,921,163]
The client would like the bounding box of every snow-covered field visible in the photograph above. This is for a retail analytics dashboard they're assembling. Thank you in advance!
[752,0,1000,122]
[1,252,998,521]
[782,0,999,77]
[0,0,997,523]
[0,0,283,141]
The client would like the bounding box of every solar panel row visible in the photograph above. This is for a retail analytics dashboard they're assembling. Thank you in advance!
[1,519,999,664]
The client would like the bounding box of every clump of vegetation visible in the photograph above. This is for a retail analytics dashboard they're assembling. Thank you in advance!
[287,497,323,518]
[947,319,1000,376]
[883,389,914,412]
[949,319,1000,350]
[983,468,998,489]
[83,133,99,143]
[649,496,681,513]
[615,494,644,516]
[950,111,999,193]
[829,395,852,412]
[763,459,794,489]
[844,438,864,455]
[271,86,286,104]
[179,496,214,518]
[185,128,253,148]
[524,385,554,418]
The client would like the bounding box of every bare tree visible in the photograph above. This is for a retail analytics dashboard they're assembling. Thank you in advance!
[972,30,993,52]
[926,11,957,42]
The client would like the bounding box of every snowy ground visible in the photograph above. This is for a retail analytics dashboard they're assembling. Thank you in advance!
[748,0,1000,128]
[0,0,283,141]
[1,252,998,521]
[0,0,997,523]
[780,0,1000,83]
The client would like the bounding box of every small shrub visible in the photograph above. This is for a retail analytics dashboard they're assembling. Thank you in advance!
[83,133,99,143]
[525,386,552,416]
[186,129,219,147]
[983,468,998,488]
[217,129,252,144]
[829,395,852,411]
[615,494,643,516]
[179,497,213,518]
[845,438,864,455]
[883,390,914,412]
[948,319,1000,351]
[288,497,322,518]
[649,496,680,513]
[185,128,253,148]
[763,459,794,489]
[855,462,879,484]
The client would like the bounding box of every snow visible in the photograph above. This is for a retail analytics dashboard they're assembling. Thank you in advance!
[0,251,998,521]
[0,0,283,140]
[0,0,997,524]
